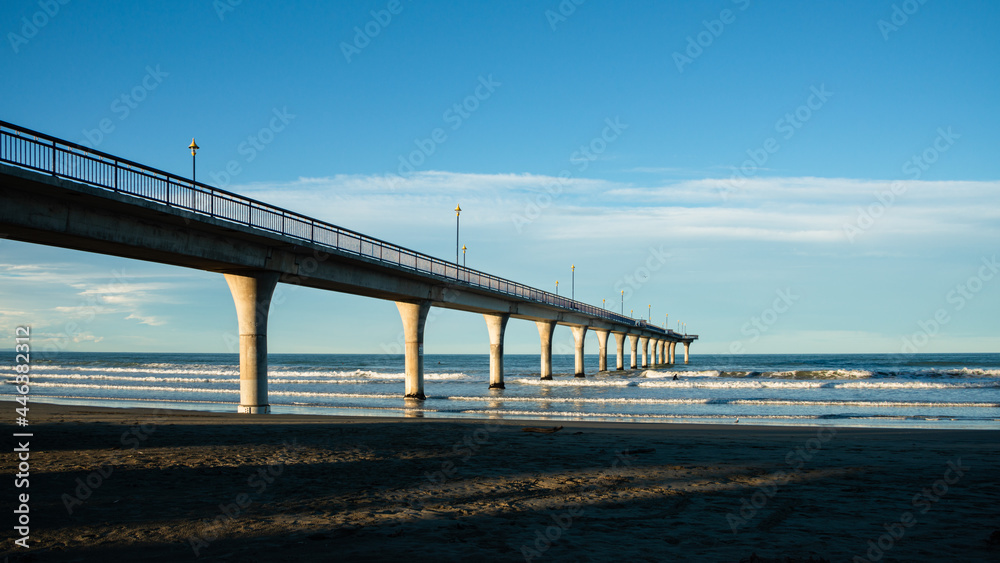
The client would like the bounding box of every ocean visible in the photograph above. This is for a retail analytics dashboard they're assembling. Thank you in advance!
[16,352,1000,429]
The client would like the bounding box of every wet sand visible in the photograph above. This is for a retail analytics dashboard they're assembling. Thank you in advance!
[3,402,999,562]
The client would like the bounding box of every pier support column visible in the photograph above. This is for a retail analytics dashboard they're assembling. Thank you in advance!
[639,336,649,368]
[594,329,610,372]
[484,313,509,389]
[536,321,556,380]
[225,271,280,414]
[613,333,625,370]
[396,300,432,399]
[628,334,638,369]
[657,340,665,365]
[683,341,691,364]
[669,342,676,364]
[571,326,587,377]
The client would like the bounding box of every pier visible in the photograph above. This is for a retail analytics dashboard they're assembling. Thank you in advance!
[0,121,697,413]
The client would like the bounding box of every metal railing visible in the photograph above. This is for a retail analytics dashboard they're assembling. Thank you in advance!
[0,120,674,335]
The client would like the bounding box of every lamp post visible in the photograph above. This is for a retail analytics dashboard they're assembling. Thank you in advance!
[621,290,624,315]
[555,280,559,295]
[602,298,606,309]
[630,309,633,318]
[454,204,461,264]
[648,304,651,322]
[188,138,199,184]
[462,245,466,267]
[665,313,668,330]
[571,264,575,301]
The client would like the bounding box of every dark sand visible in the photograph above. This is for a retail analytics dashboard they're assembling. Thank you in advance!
[3,402,999,562]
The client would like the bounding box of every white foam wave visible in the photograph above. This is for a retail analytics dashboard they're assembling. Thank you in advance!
[27,382,233,393]
[25,370,469,382]
[443,395,999,408]
[636,380,999,390]
[463,409,823,420]
[508,378,636,387]
[643,370,720,378]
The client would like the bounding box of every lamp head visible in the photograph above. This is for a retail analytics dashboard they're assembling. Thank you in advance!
[189,138,199,156]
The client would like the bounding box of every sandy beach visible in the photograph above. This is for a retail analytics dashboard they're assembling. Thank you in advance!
[3,402,999,562]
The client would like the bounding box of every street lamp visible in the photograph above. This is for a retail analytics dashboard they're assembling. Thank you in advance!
[602,298,606,309]
[630,308,633,318]
[454,204,461,264]
[188,138,199,184]
[648,304,651,322]
[571,264,575,301]
[621,290,624,315]
[555,280,559,295]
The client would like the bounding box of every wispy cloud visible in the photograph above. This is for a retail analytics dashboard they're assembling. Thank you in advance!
[231,173,1000,245]
[0,264,187,331]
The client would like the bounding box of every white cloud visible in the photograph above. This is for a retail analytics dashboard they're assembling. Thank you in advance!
[230,173,1000,247]
[0,264,186,330]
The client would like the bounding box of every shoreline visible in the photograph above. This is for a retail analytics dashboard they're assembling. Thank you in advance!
[19,395,1000,431]
[5,402,999,561]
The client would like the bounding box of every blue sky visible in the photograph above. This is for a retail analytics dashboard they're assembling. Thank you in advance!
[2,0,998,356]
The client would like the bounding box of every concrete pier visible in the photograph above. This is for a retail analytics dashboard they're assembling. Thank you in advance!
[614,333,626,370]
[536,321,556,380]
[571,326,587,377]
[629,334,639,369]
[594,329,610,372]
[484,313,509,389]
[396,300,431,399]
[669,341,676,364]
[0,134,701,411]
[683,341,691,364]
[224,271,280,414]
[655,340,664,365]
[639,336,649,368]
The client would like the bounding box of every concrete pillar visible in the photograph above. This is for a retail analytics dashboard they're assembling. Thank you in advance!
[613,333,626,370]
[484,313,509,389]
[594,329,610,372]
[639,336,649,368]
[224,271,280,414]
[683,341,691,364]
[669,341,676,364]
[396,300,432,399]
[571,326,587,377]
[657,340,665,365]
[628,334,638,369]
[536,321,556,380]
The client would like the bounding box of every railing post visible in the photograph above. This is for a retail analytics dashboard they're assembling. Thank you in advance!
[50,140,56,176]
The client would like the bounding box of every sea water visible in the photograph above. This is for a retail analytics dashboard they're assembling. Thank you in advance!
[16,352,1000,428]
